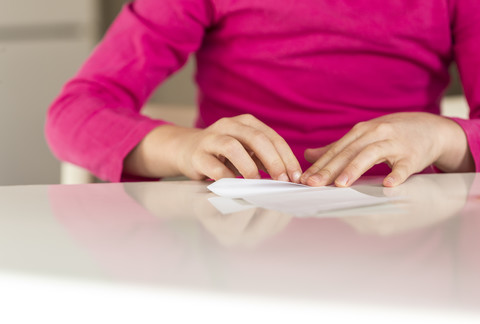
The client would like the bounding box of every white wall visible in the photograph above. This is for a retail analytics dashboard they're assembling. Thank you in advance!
[0,0,98,185]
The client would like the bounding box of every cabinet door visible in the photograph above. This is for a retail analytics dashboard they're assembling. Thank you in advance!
[0,39,92,185]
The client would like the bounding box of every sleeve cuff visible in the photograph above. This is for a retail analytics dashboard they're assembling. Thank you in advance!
[448,117,480,172]
[98,117,171,182]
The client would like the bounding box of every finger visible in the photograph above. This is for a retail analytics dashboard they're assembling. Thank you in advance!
[250,153,268,173]
[302,131,377,186]
[304,146,331,163]
[205,135,260,179]
[237,127,289,181]
[331,141,393,187]
[383,160,413,187]
[304,139,384,187]
[235,114,302,182]
[224,158,242,177]
[305,147,361,187]
[194,154,236,180]
[300,124,367,184]
[214,118,287,180]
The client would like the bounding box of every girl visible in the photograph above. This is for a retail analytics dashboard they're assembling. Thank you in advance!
[46,0,479,186]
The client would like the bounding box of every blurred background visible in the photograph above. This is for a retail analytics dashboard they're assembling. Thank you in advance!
[0,0,464,186]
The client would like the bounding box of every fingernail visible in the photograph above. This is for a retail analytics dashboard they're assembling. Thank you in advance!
[307,175,323,186]
[335,174,348,187]
[278,173,289,182]
[292,171,302,183]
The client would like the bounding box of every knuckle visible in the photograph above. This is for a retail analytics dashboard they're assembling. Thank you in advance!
[269,158,285,171]
[392,161,411,177]
[189,160,207,180]
[221,137,241,155]
[237,113,257,123]
[352,121,366,131]
[319,168,334,180]
[368,142,385,156]
[347,160,362,173]
[305,165,320,175]
[320,152,335,164]
[373,123,393,136]
[339,146,358,160]
[398,160,413,172]
[272,137,288,149]
[250,130,269,144]
[323,146,339,160]
[264,159,286,178]
[212,117,227,127]
[212,117,234,130]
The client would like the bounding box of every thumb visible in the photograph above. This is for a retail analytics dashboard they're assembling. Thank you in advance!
[304,146,329,163]
[383,160,412,187]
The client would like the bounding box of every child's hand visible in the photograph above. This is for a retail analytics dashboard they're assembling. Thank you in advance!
[300,112,474,187]
[175,114,302,182]
[124,114,302,182]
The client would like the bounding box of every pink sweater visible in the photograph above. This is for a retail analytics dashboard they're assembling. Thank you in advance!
[46,0,480,182]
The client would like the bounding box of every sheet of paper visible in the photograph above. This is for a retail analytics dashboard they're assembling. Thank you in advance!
[207,178,393,217]
[243,188,392,217]
[207,178,314,198]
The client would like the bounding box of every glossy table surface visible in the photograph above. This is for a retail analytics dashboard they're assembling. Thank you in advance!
[1,173,480,323]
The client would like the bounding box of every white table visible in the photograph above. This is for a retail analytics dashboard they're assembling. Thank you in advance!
[1,173,479,323]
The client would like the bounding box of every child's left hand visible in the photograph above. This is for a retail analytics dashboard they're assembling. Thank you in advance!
[300,112,474,187]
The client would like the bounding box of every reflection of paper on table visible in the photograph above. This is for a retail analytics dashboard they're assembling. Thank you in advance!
[208,197,257,214]
[207,178,393,217]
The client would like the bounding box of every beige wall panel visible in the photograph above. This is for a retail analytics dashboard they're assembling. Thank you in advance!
[0,39,92,185]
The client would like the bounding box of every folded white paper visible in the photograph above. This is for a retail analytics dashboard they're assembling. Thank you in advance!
[243,188,392,217]
[207,178,393,217]
[207,178,312,198]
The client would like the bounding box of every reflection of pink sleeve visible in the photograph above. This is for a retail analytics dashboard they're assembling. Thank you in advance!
[458,174,480,304]
[450,0,480,171]
[45,0,213,181]
[48,184,188,281]
[49,182,468,302]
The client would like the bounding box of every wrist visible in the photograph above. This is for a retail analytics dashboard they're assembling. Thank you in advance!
[435,117,474,172]
[123,125,197,178]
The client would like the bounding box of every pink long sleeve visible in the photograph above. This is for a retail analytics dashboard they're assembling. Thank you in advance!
[46,0,480,182]
[450,0,480,171]
[46,0,214,181]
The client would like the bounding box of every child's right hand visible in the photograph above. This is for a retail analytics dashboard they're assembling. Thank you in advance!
[123,114,302,183]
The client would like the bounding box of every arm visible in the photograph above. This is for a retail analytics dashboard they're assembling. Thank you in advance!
[46,0,301,183]
[449,0,480,172]
[123,116,302,183]
[300,0,480,188]
[45,0,214,182]
[301,112,474,187]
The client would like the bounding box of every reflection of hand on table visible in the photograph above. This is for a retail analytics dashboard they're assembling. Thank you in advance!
[196,207,292,248]
[124,181,292,248]
[342,174,472,236]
